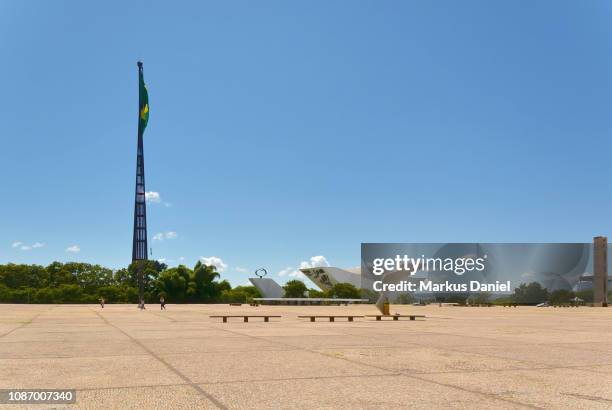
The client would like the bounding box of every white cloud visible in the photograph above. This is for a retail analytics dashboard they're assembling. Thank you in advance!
[12,241,45,251]
[145,191,172,207]
[200,256,228,272]
[278,255,331,279]
[278,267,296,277]
[278,267,304,278]
[153,231,177,241]
[179,256,185,261]
[235,266,248,273]
[145,191,161,203]
[65,245,80,253]
[302,255,330,269]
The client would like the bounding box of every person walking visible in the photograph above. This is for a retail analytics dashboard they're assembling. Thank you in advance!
[160,296,166,310]
[99,297,105,308]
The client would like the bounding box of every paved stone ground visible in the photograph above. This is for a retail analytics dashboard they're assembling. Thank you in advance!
[0,304,611,409]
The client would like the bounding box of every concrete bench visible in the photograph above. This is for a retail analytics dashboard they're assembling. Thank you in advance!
[229,303,242,306]
[365,314,426,321]
[210,315,281,323]
[298,315,364,322]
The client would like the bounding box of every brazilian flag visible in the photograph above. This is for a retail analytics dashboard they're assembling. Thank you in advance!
[139,67,149,132]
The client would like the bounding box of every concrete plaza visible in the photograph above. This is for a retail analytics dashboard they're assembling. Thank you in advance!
[0,304,611,409]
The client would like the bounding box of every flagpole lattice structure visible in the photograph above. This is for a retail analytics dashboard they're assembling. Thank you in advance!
[132,61,150,302]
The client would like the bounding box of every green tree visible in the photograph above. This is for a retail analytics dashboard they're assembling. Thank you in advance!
[283,280,308,298]
[575,289,593,303]
[98,285,138,303]
[46,262,78,287]
[325,283,361,299]
[191,262,223,302]
[512,282,548,305]
[216,280,232,295]
[65,263,114,294]
[493,295,513,305]
[0,264,47,288]
[360,288,379,303]
[113,268,132,286]
[0,286,32,303]
[129,260,166,295]
[0,260,235,304]
[154,265,192,302]
[34,287,56,303]
[549,289,575,305]
[467,292,491,305]
[55,284,91,303]
[308,288,325,298]
[220,286,261,303]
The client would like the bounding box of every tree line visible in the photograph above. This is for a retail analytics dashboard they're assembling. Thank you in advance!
[503,281,597,305]
[1,263,605,306]
[282,279,367,299]
[0,261,260,304]
[437,281,600,305]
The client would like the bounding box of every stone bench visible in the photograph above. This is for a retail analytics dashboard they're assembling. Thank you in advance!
[210,315,281,323]
[365,314,426,321]
[298,315,364,322]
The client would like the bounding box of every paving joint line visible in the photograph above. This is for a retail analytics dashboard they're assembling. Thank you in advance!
[90,308,227,409]
[210,324,541,409]
[0,306,57,339]
[280,322,612,378]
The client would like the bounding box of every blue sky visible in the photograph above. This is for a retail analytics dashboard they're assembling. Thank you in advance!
[1,1,611,286]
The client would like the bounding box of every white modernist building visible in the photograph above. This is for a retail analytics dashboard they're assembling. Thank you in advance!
[248,277,285,298]
[299,266,423,292]
[249,267,362,296]
[248,268,368,305]
[299,266,361,291]
[300,265,428,313]
[300,266,391,312]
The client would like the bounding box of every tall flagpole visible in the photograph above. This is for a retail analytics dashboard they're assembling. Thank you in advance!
[133,61,148,304]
